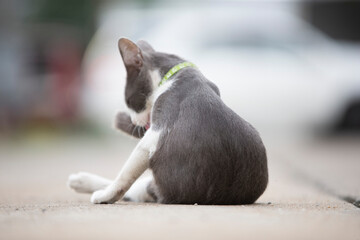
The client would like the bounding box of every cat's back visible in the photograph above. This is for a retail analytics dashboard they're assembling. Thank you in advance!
[150,73,268,205]
[179,79,267,163]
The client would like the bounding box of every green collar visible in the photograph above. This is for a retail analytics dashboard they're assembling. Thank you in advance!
[158,62,197,86]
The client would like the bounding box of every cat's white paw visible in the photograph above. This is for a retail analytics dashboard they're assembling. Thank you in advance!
[90,187,123,204]
[68,172,92,193]
[67,172,112,194]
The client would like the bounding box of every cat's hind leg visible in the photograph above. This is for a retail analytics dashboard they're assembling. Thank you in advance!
[68,172,158,203]
[68,172,111,194]
[90,129,160,204]
[122,175,157,203]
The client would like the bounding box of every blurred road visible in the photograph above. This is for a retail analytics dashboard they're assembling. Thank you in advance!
[0,134,359,240]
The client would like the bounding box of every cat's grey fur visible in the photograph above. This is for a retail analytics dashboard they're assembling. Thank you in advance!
[116,39,268,204]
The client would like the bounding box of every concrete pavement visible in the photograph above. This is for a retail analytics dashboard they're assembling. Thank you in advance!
[0,135,359,239]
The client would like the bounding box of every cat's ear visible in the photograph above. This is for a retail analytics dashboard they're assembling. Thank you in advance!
[118,38,143,70]
[137,40,155,53]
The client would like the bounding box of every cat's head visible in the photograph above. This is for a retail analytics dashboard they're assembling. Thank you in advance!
[118,38,157,127]
[118,38,184,127]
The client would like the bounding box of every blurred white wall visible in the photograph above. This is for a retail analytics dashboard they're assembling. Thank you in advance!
[81,1,360,138]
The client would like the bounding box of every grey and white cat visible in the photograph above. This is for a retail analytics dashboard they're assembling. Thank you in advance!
[68,38,268,204]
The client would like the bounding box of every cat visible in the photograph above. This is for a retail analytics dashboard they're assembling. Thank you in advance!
[68,38,268,205]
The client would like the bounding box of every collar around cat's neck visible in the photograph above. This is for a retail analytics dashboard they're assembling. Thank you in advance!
[158,62,197,87]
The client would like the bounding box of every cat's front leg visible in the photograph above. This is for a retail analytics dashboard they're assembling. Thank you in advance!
[91,128,160,204]
[115,112,146,138]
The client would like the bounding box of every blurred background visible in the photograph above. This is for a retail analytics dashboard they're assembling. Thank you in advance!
[0,0,359,204]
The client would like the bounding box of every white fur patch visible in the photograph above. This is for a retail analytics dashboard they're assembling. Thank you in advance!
[149,69,161,88]
[152,79,174,103]
[148,69,175,110]
[124,175,154,202]
[148,69,175,103]
[142,128,160,158]
[128,107,150,126]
